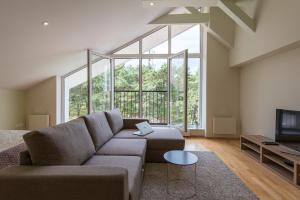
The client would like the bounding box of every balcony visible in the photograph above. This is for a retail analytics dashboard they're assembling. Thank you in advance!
[114,90,168,124]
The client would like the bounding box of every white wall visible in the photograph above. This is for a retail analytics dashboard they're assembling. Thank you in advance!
[207,7,235,48]
[0,89,25,129]
[205,33,240,137]
[230,0,300,67]
[25,76,59,128]
[240,46,300,139]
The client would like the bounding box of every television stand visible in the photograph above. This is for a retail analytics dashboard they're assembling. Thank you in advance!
[241,135,300,189]
[280,142,300,153]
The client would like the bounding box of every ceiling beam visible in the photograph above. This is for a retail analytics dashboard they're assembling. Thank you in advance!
[144,0,256,32]
[185,7,201,14]
[149,13,210,25]
[142,0,218,8]
[217,0,256,32]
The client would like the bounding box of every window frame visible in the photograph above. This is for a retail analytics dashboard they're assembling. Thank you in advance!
[62,25,203,128]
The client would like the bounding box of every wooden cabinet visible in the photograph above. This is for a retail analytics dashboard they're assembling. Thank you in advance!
[241,135,300,189]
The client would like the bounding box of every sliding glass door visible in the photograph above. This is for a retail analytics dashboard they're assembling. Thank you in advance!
[168,50,188,132]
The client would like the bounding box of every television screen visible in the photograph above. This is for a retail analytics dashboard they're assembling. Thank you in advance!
[276,109,300,142]
[281,110,300,132]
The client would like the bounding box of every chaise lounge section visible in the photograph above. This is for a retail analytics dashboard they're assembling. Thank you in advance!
[0,108,185,200]
[114,127,185,162]
[104,109,185,163]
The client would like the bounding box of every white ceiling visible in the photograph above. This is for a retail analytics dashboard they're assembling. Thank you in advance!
[0,0,168,90]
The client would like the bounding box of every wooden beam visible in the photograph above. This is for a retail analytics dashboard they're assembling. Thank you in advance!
[218,0,256,32]
[142,0,218,8]
[149,13,210,25]
[144,0,256,32]
[185,7,200,14]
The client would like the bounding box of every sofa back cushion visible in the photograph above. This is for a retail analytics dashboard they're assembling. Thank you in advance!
[83,112,114,150]
[23,118,95,166]
[105,108,124,134]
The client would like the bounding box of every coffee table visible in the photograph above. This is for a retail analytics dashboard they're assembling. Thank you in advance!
[163,150,198,199]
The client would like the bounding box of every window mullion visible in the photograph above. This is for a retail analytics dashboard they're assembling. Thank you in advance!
[87,49,92,114]
[111,58,115,110]
[199,25,204,128]
[168,25,171,56]
[139,40,143,118]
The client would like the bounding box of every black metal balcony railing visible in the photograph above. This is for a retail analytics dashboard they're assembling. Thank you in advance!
[114,90,168,124]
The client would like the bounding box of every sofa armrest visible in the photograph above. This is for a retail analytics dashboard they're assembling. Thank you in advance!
[0,166,129,200]
[123,118,150,129]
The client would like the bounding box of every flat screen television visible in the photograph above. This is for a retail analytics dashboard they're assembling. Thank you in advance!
[276,109,300,152]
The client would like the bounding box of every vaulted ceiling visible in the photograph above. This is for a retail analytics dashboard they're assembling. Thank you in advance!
[0,0,168,90]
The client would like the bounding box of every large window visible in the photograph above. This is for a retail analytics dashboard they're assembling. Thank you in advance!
[91,55,112,112]
[143,27,168,54]
[114,59,140,118]
[172,25,200,53]
[63,67,88,122]
[63,25,202,129]
[114,41,139,54]
[188,58,201,128]
[142,59,168,123]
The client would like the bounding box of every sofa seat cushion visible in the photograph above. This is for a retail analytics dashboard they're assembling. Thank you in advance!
[114,127,185,163]
[114,127,185,150]
[23,118,95,166]
[105,108,124,134]
[84,155,142,200]
[113,129,139,139]
[96,138,147,164]
[82,112,114,150]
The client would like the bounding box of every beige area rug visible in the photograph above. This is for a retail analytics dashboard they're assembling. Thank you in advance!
[141,151,258,200]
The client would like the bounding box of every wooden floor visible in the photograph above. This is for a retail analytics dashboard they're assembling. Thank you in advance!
[184,137,300,200]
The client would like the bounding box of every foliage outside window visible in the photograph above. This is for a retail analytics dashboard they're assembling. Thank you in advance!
[142,59,168,123]
[64,68,88,121]
[114,59,140,118]
[188,58,201,128]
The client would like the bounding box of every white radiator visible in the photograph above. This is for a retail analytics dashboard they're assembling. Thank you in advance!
[213,117,236,135]
[27,115,50,130]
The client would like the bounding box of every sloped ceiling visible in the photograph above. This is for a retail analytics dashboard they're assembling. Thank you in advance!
[0,0,168,90]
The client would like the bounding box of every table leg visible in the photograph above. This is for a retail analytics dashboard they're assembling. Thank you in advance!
[166,163,197,199]
[194,163,197,197]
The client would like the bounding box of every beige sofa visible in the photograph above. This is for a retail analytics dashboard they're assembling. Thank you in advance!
[0,109,185,200]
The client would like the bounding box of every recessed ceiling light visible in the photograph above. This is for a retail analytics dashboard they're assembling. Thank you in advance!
[150,2,154,6]
[42,21,49,26]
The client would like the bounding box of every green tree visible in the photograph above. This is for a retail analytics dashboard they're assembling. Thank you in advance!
[69,82,88,120]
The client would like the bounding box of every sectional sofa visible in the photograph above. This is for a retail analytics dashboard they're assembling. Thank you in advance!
[0,109,185,200]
